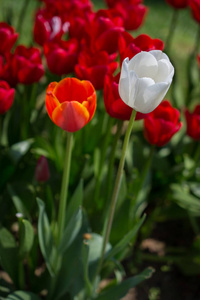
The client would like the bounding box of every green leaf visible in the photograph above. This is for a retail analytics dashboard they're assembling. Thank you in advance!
[94,148,101,179]
[65,179,83,224]
[36,198,57,276]
[171,184,200,215]
[9,140,33,164]
[96,267,154,300]
[106,214,146,261]
[59,208,82,254]
[19,219,34,259]
[87,233,111,264]
[6,290,41,300]
[7,185,31,220]
[82,241,93,296]
[0,227,18,285]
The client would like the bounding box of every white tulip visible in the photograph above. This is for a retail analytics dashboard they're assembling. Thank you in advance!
[118,50,174,114]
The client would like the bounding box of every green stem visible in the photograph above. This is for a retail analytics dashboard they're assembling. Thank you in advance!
[94,117,114,203]
[57,132,73,245]
[16,0,31,37]
[96,110,137,278]
[106,120,123,202]
[18,261,25,290]
[129,145,155,221]
[165,9,178,53]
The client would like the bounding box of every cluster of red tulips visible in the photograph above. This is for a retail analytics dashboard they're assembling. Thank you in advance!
[0,0,199,147]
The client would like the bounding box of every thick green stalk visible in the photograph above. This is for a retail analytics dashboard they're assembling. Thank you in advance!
[94,116,114,203]
[57,132,73,244]
[165,9,178,53]
[106,120,123,202]
[96,110,137,277]
[129,145,155,220]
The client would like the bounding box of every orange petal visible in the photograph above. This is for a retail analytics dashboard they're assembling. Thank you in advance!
[46,81,57,93]
[45,90,60,119]
[54,77,88,104]
[52,101,90,132]
[82,80,97,121]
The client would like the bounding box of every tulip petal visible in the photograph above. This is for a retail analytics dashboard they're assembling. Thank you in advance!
[128,51,158,79]
[119,58,131,105]
[135,81,170,113]
[45,89,60,119]
[81,80,97,121]
[154,59,172,83]
[54,77,87,104]
[52,101,90,132]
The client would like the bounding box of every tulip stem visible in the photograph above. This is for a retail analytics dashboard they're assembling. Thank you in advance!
[94,116,113,204]
[165,9,178,53]
[106,120,123,202]
[129,145,155,221]
[57,131,73,245]
[96,110,137,278]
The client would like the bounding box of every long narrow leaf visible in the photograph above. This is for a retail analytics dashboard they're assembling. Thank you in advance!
[96,267,154,300]
[105,214,146,261]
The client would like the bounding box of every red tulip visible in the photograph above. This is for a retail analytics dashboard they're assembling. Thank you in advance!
[35,156,50,182]
[75,48,118,90]
[86,9,124,54]
[165,0,188,9]
[189,0,200,23]
[45,77,96,132]
[144,100,182,146]
[119,32,164,64]
[105,0,141,8]
[44,39,79,76]
[0,22,18,56]
[197,54,200,68]
[185,105,200,140]
[0,80,15,114]
[104,72,147,120]
[2,45,44,86]
[33,13,67,46]
[114,1,148,31]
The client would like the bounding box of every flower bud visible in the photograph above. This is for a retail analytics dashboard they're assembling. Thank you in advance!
[35,156,50,182]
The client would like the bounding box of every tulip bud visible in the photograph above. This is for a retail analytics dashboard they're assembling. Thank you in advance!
[35,156,50,182]
[119,50,174,114]
[0,80,15,114]
[185,105,200,140]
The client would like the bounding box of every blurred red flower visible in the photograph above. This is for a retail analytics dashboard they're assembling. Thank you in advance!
[144,100,182,147]
[0,80,15,114]
[197,54,200,68]
[75,48,118,90]
[0,22,18,56]
[165,0,188,9]
[189,0,200,23]
[2,45,44,86]
[45,77,96,132]
[113,1,148,31]
[185,105,200,140]
[105,0,142,8]
[33,13,67,46]
[35,156,50,182]
[44,38,79,76]
[104,72,147,120]
[86,9,124,54]
[119,32,164,64]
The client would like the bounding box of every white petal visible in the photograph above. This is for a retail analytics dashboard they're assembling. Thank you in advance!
[154,59,171,82]
[149,50,170,62]
[132,77,155,112]
[128,51,158,79]
[118,58,130,105]
[135,81,170,113]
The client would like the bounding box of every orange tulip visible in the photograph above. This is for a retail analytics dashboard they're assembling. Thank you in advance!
[45,77,96,132]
